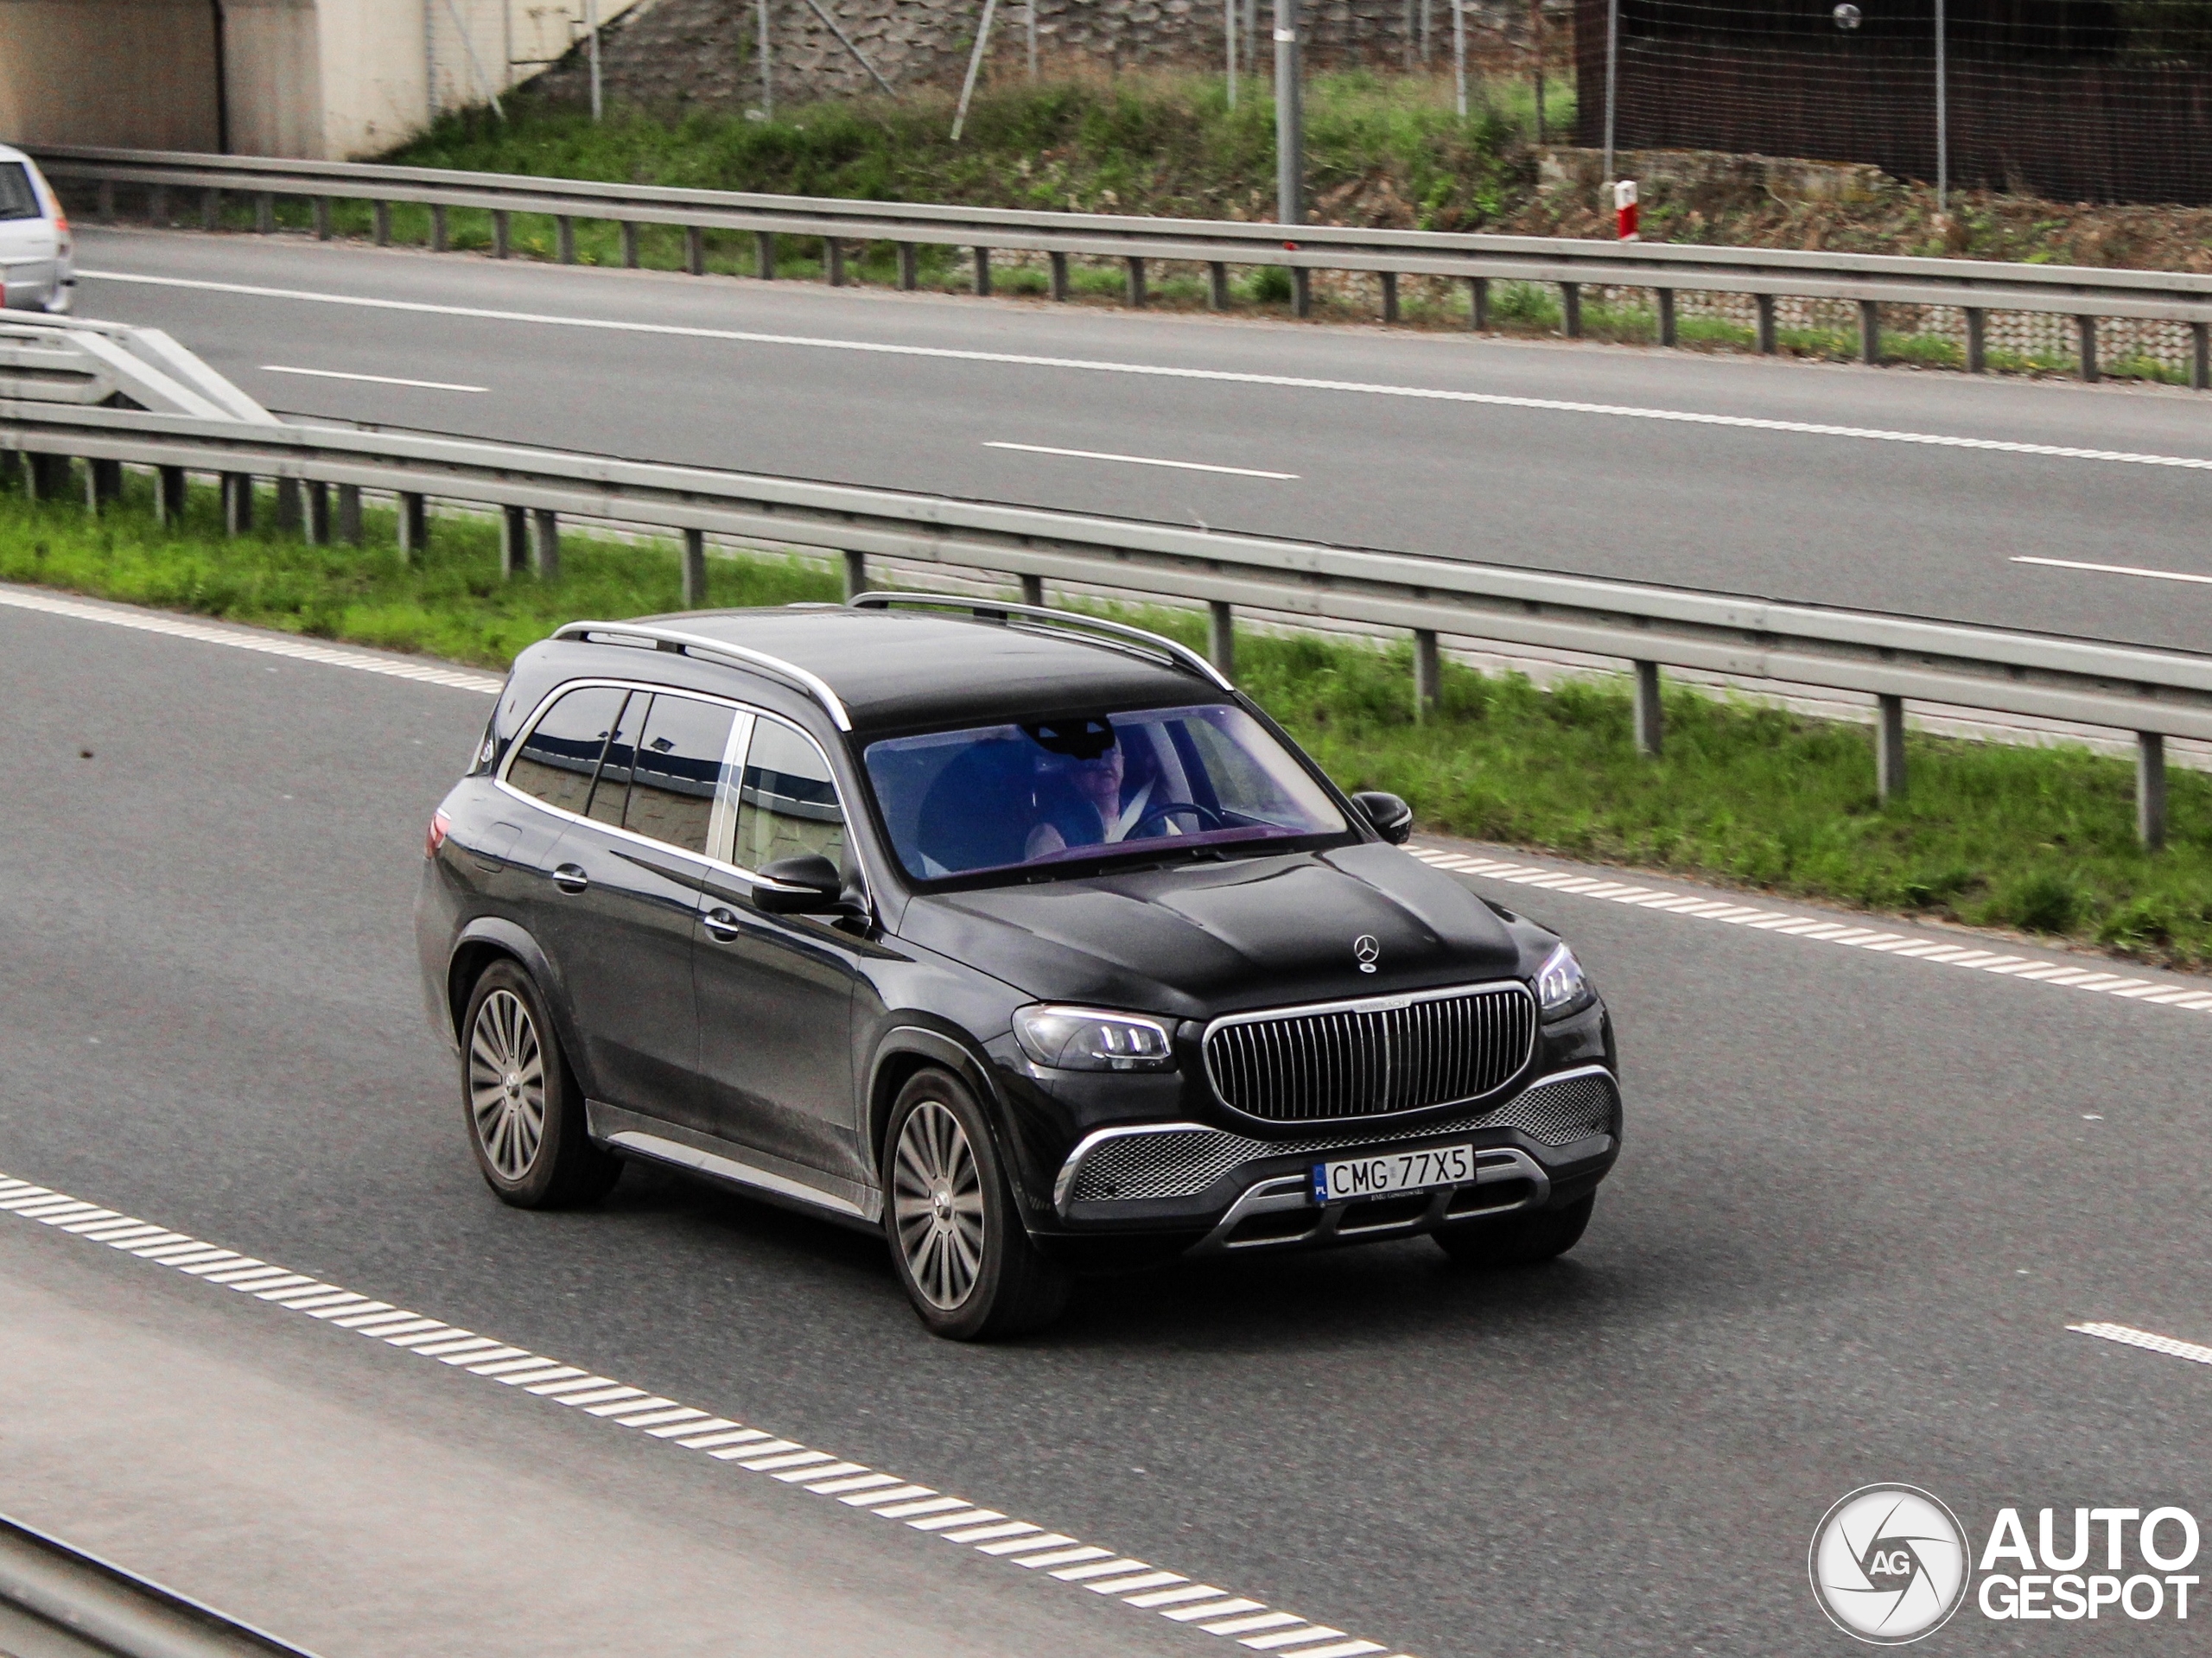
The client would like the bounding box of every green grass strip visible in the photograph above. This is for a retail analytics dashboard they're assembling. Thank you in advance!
[7,471,2209,969]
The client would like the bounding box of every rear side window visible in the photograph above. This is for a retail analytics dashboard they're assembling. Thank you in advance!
[505,684,629,815]
[624,694,737,856]
[734,718,845,873]
[0,164,42,222]
[583,692,645,828]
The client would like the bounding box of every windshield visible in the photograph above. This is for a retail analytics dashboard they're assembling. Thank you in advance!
[863,702,1349,882]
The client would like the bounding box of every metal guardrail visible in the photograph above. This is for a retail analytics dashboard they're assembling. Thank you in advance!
[34,145,2212,385]
[0,1512,321,1658]
[0,314,275,423]
[2,364,2202,846]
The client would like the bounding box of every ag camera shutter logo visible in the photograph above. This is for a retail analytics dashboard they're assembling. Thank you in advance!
[1809,1484,1970,1643]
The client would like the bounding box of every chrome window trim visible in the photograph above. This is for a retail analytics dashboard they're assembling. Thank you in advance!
[1201,977,1539,1125]
[552,620,854,731]
[848,591,1234,692]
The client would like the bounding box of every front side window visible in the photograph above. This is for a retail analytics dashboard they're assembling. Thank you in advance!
[734,717,847,872]
[863,702,1347,883]
[505,684,629,816]
[0,164,41,222]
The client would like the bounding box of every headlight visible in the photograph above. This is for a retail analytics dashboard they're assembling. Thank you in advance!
[1013,1006,1176,1072]
[1535,943,1592,1017]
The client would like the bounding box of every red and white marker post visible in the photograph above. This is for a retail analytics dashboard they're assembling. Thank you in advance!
[1614,179,1640,242]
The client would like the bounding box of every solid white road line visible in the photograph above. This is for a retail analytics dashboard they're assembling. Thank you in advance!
[260,365,488,392]
[0,1167,1416,1658]
[2069,1321,2212,1367]
[79,269,2212,476]
[2012,554,2212,586]
[1405,842,2212,1018]
[984,441,1298,480]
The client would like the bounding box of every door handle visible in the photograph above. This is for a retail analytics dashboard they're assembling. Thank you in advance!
[552,863,589,894]
[702,906,742,941]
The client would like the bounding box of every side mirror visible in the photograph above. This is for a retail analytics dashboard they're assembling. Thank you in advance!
[754,853,844,914]
[1351,790,1414,846]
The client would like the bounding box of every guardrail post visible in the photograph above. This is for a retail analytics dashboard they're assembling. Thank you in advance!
[1413,628,1440,721]
[842,550,868,601]
[682,528,708,607]
[26,454,71,504]
[2076,315,2099,383]
[431,205,448,252]
[1560,282,1581,337]
[2195,322,2210,391]
[1209,262,1230,310]
[531,509,560,579]
[972,246,990,295]
[201,188,221,232]
[1656,288,1676,347]
[493,211,511,259]
[397,492,428,561]
[222,473,254,535]
[499,506,528,578]
[314,197,331,241]
[1632,660,1662,756]
[686,226,705,275]
[1291,268,1312,319]
[1208,600,1236,677]
[757,232,779,280]
[1049,251,1069,301]
[1468,276,1489,331]
[899,244,918,290]
[1965,307,1986,373]
[1755,294,1777,354]
[256,192,274,233]
[2138,732,2168,850]
[1380,270,1399,324]
[85,458,123,512]
[372,200,390,245]
[827,238,846,285]
[149,185,168,226]
[621,221,639,268]
[275,477,302,533]
[556,216,575,264]
[1019,574,1044,607]
[336,483,362,545]
[1876,694,1907,801]
[97,180,115,224]
[156,466,187,527]
[1126,257,1147,307]
[1859,301,1881,365]
[0,452,17,492]
[304,480,331,544]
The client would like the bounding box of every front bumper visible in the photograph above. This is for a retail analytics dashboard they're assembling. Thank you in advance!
[1045,1063,1621,1254]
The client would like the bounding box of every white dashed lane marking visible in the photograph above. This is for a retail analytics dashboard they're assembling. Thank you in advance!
[2071,1322,2212,1368]
[0,1170,1407,1658]
[1407,844,2212,1018]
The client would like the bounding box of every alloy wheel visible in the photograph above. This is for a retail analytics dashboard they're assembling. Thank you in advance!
[891,1099,987,1310]
[467,988,546,1181]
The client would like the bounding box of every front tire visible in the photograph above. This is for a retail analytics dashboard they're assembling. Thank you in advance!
[883,1069,1071,1340]
[461,960,621,1209]
[1433,1193,1594,1267]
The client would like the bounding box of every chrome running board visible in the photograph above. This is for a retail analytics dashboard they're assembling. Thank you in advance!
[587,1101,883,1228]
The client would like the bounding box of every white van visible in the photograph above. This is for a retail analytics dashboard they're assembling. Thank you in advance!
[0,144,73,314]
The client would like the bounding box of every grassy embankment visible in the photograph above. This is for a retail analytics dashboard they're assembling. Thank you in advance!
[9,472,2210,969]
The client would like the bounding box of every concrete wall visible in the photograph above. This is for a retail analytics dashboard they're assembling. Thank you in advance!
[0,0,221,149]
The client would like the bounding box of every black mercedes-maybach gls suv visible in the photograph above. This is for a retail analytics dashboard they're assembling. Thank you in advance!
[417,597,1620,1337]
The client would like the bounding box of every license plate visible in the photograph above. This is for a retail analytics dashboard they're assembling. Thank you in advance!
[1313,1141,1477,1204]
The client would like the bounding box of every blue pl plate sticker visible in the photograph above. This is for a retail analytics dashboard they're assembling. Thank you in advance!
[1311,1164,1331,1204]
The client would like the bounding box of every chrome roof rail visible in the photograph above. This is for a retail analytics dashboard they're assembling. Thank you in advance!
[847,591,1234,691]
[551,620,854,731]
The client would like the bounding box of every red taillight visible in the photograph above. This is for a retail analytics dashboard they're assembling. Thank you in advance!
[53,213,67,234]
[426,809,451,859]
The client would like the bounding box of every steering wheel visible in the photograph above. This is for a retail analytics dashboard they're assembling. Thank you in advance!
[1128,800,1225,838]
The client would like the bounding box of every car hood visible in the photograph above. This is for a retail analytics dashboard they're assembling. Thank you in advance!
[895,842,1527,1020]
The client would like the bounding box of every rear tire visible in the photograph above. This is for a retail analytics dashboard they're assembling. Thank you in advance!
[461,960,621,1210]
[883,1068,1071,1340]
[1433,1193,1594,1267]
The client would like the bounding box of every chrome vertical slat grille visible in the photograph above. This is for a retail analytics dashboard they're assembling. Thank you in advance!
[1203,982,1536,1123]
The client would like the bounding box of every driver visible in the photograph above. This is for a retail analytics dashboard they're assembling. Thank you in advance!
[1024,732,1157,860]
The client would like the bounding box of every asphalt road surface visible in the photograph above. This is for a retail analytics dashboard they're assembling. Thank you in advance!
[67,225,2212,657]
[4,586,2208,1655]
